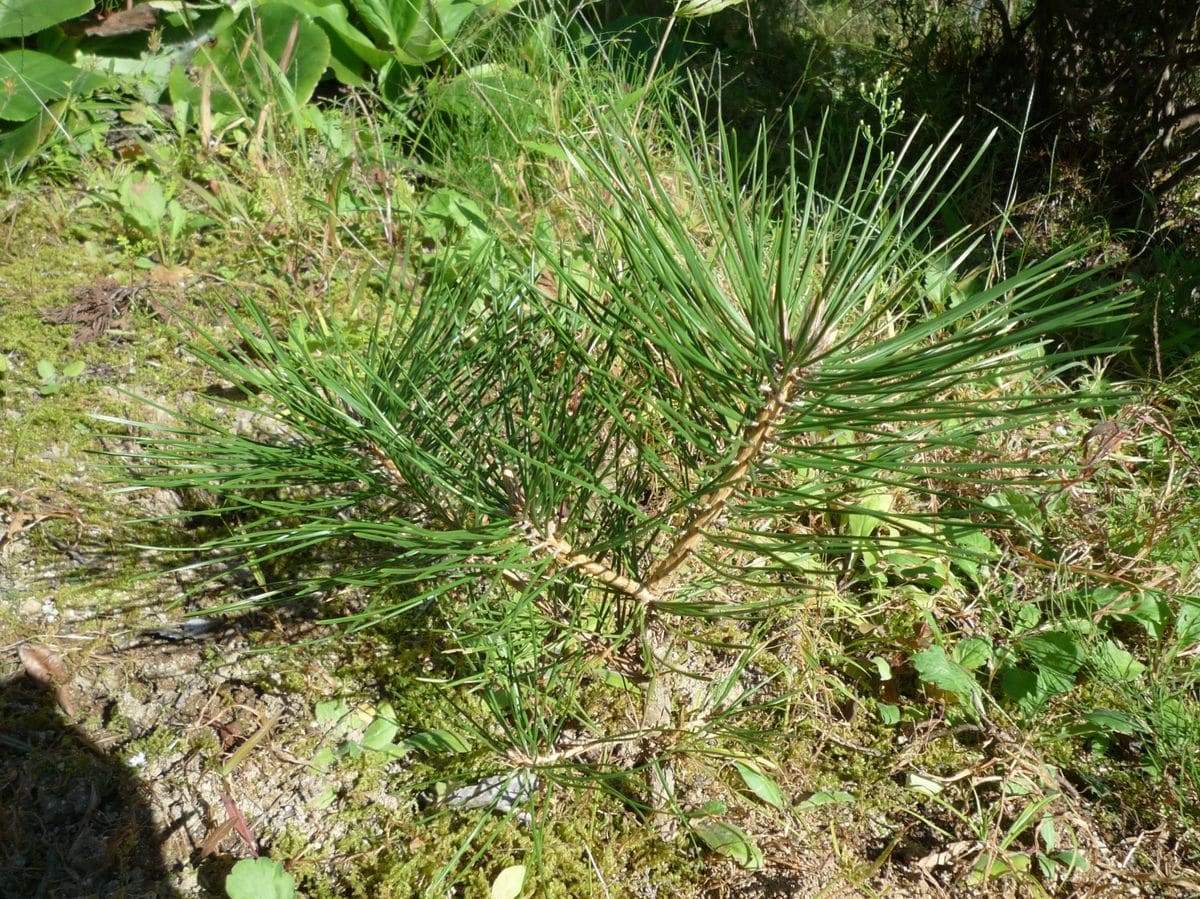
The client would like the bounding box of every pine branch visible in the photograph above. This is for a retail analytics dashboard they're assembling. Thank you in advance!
[646,370,799,592]
[532,528,659,605]
[362,439,459,529]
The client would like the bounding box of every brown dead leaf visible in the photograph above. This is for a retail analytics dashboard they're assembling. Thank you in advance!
[18,644,77,715]
[915,839,981,870]
[54,684,77,717]
[147,264,194,288]
[535,269,559,300]
[220,789,258,856]
[197,818,238,860]
[1,510,40,552]
[0,487,80,552]
[215,720,244,751]
[61,3,159,37]
[18,644,67,684]
[41,278,157,345]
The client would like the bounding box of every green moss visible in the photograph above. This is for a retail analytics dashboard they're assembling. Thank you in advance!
[302,796,708,898]
[126,725,179,761]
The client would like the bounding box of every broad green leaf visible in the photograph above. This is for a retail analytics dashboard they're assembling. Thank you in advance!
[945,525,994,584]
[309,785,336,808]
[1000,665,1043,713]
[403,728,469,754]
[1020,630,1084,695]
[795,790,854,811]
[690,820,763,870]
[1175,601,1200,647]
[394,0,481,64]
[732,760,784,809]
[691,799,726,817]
[842,489,894,539]
[194,4,331,108]
[676,0,740,17]
[923,253,956,308]
[1036,852,1058,880]
[345,0,418,51]
[0,0,91,39]
[310,746,338,773]
[273,0,389,68]
[1094,639,1146,682]
[984,488,1043,537]
[1113,594,1171,640]
[73,51,175,104]
[165,63,240,119]
[0,101,62,170]
[251,3,332,106]
[225,858,296,899]
[968,851,1031,884]
[431,0,482,43]
[315,699,352,727]
[0,51,106,122]
[490,865,525,899]
[119,175,167,235]
[1013,602,1041,632]
[912,646,977,700]
[36,359,55,381]
[61,360,84,378]
[374,741,413,758]
[1082,708,1138,735]
[1053,849,1090,871]
[1037,815,1056,852]
[878,702,901,725]
[425,188,488,231]
[362,703,400,750]
[953,636,993,671]
[518,139,568,161]
[1002,773,1037,796]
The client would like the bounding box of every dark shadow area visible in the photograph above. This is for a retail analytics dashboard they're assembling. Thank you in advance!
[588,1,1200,369]
[0,670,180,899]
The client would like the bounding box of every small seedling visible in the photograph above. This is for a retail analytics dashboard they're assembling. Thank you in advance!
[37,358,85,395]
[225,857,295,899]
[310,699,467,773]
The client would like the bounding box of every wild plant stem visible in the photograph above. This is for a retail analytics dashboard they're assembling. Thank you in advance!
[631,15,676,130]
[646,374,797,591]
[515,373,799,606]
[525,525,659,605]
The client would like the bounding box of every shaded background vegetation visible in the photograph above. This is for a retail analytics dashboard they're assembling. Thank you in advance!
[609,0,1200,369]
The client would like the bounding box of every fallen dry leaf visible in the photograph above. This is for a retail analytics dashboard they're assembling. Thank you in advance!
[18,644,76,715]
[915,839,981,871]
[220,788,259,857]
[18,643,67,684]
[148,264,195,288]
[41,277,160,345]
[54,684,77,717]
[61,3,159,37]
[197,818,238,860]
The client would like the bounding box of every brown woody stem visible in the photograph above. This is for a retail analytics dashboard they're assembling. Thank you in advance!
[527,526,659,605]
[363,441,456,527]
[645,375,797,592]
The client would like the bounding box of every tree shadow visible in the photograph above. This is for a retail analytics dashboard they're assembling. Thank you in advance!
[0,670,180,899]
